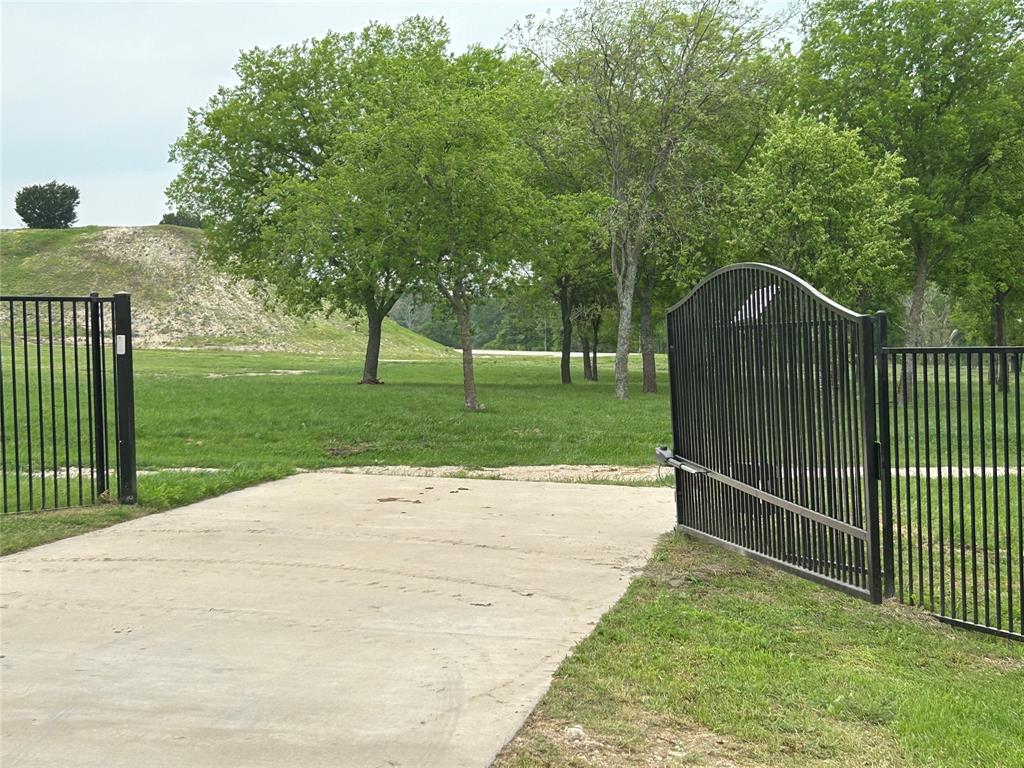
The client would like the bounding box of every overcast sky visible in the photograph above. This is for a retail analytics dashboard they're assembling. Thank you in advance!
[1,1,791,229]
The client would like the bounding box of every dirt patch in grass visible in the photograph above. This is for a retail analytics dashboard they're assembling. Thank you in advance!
[326,463,667,484]
[497,715,757,768]
[205,369,314,378]
[324,442,375,458]
[645,547,760,584]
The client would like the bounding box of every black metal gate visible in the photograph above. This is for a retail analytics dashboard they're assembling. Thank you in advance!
[1,292,137,513]
[663,264,883,603]
[664,264,1024,640]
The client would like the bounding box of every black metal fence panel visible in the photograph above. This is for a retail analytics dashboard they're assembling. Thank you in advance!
[0,293,136,513]
[880,346,1023,641]
[665,263,882,602]
[665,264,1022,641]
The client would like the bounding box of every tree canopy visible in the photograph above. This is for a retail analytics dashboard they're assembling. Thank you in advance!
[724,114,912,310]
[15,181,80,229]
[515,0,781,399]
[404,48,547,409]
[795,0,1024,342]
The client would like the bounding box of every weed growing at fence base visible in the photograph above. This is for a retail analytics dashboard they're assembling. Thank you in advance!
[2,349,671,552]
[495,532,1024,768]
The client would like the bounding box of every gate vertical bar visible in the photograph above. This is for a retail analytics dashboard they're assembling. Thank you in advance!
[88,292,107,497]
[875,311,895,597]
[858,314,883,603]
[112,293,137,504]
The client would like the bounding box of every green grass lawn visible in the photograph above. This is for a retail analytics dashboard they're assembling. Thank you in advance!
[132,349,669,468]
[2,349,672,552]
[894,476,1022,635]
[495,532,1024,768]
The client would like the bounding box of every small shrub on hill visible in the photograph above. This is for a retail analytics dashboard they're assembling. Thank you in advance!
[15,181,80,229]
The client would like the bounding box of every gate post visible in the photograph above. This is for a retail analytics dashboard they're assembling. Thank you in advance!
[875,311,895,597]
[112,293,137,504]
[858,315,883,603]
[666,313,684,526]
[88,292,107,497]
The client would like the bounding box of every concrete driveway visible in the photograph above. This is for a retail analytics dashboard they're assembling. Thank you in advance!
[1,472,671,767]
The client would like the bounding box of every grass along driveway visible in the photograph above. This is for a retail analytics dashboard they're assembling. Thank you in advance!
[495,532,1024,768]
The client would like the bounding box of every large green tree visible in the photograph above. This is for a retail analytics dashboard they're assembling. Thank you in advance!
[522,85,614,385]
[954,135,1024,387]
[530,192,610,384]
[515,0,780,400]
[724,114,912,310]
[796,0,1024,342]
[405,48,546,411]
[168,18,448,383]
[952,53,1024,359]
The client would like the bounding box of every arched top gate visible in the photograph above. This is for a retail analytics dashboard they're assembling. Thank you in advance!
[662,263,883,602]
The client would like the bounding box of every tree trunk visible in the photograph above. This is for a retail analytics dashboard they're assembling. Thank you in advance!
[905,248,930,346]
[639,266,657,394]
[613,240,639,400]
[454,300,482,412]
[994,289,1008,392]
[591,318,600,382]
[558,278,573,385]
[614,301,634,399]
[994,289,1007,345]
[898,248,930,404]
[581,331,593,381]
[360,309,385,384]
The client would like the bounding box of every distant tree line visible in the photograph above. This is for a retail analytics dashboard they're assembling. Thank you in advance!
[389,293,641,360]
[159,210,202,228]
[168,0,1023,410]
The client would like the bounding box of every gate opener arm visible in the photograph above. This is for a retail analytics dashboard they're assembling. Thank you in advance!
[655,446,707,475]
